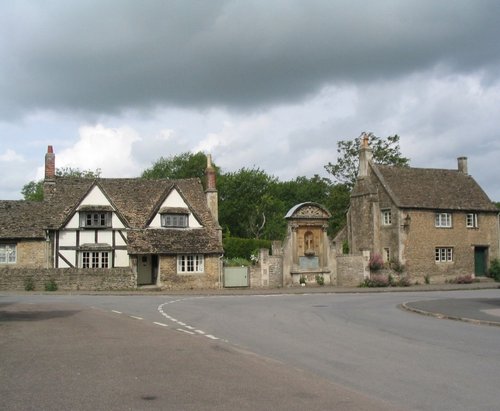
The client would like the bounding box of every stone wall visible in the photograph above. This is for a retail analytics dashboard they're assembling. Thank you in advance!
[0,267,136,291]
[249,249,283,288]
[11,240,48,268]
[336,254,367,286]
[159,254,222,290]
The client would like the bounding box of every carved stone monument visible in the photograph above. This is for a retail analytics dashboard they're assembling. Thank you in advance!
[282,202,335,286]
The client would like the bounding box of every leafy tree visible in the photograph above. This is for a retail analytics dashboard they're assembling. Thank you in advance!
[21,167,101,201]
[324,133,409,188]
[141,152,215,187]
[218,168,281,239]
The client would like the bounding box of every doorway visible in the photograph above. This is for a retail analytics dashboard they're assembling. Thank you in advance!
[137,254,159,285]
[474,247,488,276]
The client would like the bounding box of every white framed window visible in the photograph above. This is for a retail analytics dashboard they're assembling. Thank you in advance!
[466,213,478,228]
[435,213,452,228]
[177,254,204,273]
[435,247,453,262]
[81,251,110,268]
[0,244,16,264]
[383,248,390,263]
[80,212,111,228]
[161,214,188,228]
[381,209,392,226]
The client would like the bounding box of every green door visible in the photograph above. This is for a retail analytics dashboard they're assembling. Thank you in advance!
[474,247,487,276]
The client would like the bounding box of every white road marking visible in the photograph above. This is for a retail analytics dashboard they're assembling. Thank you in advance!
[206,335,219,340]
[111,310,122,314]
[157,299,224,342]
[154,322,168,327]
[130,316,143,320]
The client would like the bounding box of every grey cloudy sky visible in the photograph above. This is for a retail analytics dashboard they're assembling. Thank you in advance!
[1,0,500,200]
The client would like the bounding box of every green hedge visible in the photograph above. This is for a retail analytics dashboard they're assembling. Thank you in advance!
[223,237,272,260]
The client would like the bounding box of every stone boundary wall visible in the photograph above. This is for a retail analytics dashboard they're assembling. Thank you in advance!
[249,249,283,288]
[336,254,366,286]
[0,267,136,291]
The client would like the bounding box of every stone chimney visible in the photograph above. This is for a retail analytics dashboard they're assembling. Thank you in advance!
[205,154,218,224]
[457,156,468,175]
[358,132,373,178]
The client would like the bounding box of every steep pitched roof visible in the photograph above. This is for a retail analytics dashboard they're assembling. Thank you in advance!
[372,163,498,211]
[0,201,50,239]
[127,228,223,254]
[47,177,217,230]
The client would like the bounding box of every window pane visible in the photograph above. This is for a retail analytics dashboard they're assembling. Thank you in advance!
[101,252,109,268]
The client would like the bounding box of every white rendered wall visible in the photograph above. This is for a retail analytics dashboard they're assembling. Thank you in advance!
[58,250,75,268]
[115,250,129,267]
[149,188,202,228]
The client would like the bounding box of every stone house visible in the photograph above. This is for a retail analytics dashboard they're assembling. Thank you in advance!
[346,136,499,282]
[0,146,223,290]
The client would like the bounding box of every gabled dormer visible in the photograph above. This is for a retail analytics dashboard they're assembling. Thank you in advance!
[149,186,202,229]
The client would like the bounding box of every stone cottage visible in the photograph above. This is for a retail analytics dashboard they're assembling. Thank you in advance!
[346,135,499,282]
[0,146,223,290]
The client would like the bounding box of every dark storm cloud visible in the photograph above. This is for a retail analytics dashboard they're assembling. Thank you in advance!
[1,0,500,119]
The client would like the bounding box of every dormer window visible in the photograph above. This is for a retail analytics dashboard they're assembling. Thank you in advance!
[79,206,113,228]
[160,207,189,228]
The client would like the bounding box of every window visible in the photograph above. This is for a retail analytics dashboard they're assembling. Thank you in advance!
[0,244,16,264]
[80,212,111,228]
[381,209,392,225]
[383,248,390,263]
[435,247,453,262]
[81,251,109,268]
[466,213,478,228]
[177,255,204,273]
[161,213,188,228]
[435,213,452,228]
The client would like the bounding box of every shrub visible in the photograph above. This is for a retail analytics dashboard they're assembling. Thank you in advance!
[489,259,500,282]
[360,274,390,287]
[24,277,35,291]
[224,257,251,267]
[342,240,349,254]
[396,276,412,287]
[44,278,58,291]
[299,275,307,284]
[223,237,272,260]
[369,253,384,271]
[315,275,325,286]
[456,275,474,284]
[424,274,431,285]
[390,259,405,274]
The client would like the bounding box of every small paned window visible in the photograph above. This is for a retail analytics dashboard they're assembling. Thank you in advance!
[435,213,452,228]
[466,213,478,228]
[435,247,453,262]
[81,251,110,268]
[177,255,204,273]
[161,214,188,228]
[383,248,390,263]
[381,210,392,226]
[80,212,111,228]
[0,244,16,264]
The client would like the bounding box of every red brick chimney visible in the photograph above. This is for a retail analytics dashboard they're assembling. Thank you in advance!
[45,145,55,181]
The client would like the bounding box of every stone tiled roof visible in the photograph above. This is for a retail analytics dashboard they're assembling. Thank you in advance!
[127,228,223,254]
[1,177,223,255]
[0,201,49,239]
[372,164,498,211]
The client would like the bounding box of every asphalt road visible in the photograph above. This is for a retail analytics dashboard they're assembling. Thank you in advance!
[2,289,500,411]
[0,299,401,411]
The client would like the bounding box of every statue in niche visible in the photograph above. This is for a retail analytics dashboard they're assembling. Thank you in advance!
[304,231,315,256]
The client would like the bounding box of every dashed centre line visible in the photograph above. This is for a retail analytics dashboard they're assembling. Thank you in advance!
[157,298,224,342]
